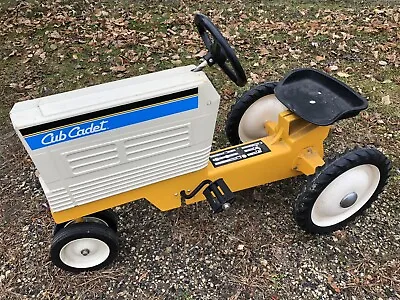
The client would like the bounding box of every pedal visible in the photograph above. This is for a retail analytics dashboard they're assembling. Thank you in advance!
[203,178,235,213]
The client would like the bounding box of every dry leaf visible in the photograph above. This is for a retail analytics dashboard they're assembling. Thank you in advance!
[381,95,391,105]
[327,275,341,293]
[337,71,350,78]
[329,65,338,71]
[250,72,260,83]
[260,48,269,56]
[110,65,126,72]
[316,55,325,62]
[195,49,208,58]
[50,31,61,39]
[378,60,387,66]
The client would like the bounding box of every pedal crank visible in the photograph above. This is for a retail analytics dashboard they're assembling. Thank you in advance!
[180,178,235,213]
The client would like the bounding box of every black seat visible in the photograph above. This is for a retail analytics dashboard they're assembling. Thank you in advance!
[274,68,368,126]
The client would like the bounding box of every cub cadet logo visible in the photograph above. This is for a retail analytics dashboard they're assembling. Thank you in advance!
[41,120,108,146]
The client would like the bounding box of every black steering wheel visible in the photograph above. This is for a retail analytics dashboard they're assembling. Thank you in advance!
[194,13,247,87]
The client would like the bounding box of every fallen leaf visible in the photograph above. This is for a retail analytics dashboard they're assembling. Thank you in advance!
[237,244,245,251]
[110,65,126,72]
[315,55,325,62]
[327,275,341,293]
[329,65,339,71]
[381,95,391,105]
[250,72,259,83]
[260,48,269,56]
[260,259,268,266]
[337,71,350,78]
[49,31,61,39]
[378,60,387,66]
[195,49,208,58]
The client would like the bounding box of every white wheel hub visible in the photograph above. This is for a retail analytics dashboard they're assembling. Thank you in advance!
[311,164,380,227]
[60,238,110,268]
[238,94,287,142]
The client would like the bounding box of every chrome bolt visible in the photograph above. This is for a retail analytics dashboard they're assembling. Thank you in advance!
[222,203,231,210]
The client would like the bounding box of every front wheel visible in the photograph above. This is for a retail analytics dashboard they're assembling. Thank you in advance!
[294,147,391,234]
[53,209,118,234]
[51,222,119,272]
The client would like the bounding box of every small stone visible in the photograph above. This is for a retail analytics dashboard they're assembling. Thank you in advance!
[260,259,268,266]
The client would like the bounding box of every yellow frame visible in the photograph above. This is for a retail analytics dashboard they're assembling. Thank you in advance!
[52,111,330,223]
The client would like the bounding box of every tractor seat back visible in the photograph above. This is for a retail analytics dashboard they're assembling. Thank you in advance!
[274,68,367,126]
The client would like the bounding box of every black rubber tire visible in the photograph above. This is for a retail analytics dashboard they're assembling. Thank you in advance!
[51,222,119,272]
[225,82,278,145]
[53,209,118,234]
[294,147,391,234]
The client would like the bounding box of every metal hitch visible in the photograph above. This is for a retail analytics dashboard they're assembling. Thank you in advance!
[203,179,235,213]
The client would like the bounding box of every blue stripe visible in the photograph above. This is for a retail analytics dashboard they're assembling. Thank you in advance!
[25,95,198,150]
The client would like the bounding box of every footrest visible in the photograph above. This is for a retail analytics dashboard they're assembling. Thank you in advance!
[203,179,235,213]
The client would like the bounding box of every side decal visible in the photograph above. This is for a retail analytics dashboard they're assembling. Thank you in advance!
[22,89,198,150]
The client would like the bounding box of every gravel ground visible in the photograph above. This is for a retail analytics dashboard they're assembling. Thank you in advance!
[0,1,399,299]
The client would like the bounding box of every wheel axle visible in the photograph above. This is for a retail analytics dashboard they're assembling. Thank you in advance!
[340,192,358,208]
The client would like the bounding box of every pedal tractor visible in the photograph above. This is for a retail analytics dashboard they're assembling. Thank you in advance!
[10,14,391,272]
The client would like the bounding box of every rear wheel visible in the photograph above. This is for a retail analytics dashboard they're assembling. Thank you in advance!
[294,147,391,233]
[225,82,287,145]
